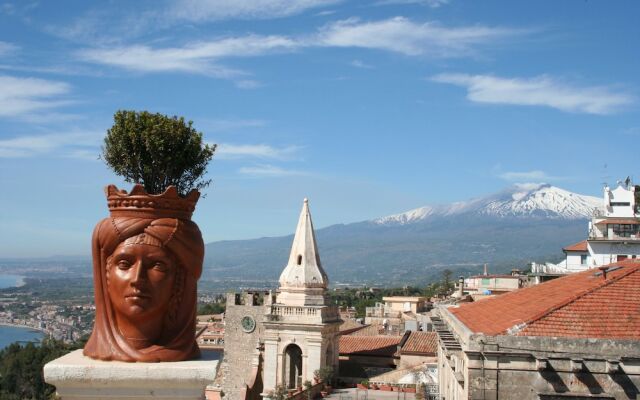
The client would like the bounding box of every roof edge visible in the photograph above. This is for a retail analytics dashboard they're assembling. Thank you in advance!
[513,263,640,334]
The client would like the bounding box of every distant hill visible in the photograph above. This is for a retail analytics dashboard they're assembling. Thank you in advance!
[203,184,597,285]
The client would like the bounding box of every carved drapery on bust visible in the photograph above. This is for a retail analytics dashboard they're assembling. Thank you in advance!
[83,185,204,362]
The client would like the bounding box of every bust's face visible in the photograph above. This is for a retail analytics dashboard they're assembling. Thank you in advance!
[107,242,176,319]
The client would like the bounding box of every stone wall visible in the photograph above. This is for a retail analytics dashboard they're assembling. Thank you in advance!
[437,308,640,400]
[220,292,268,400]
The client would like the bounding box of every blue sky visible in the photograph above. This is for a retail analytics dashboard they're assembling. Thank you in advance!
[0,0,638,257]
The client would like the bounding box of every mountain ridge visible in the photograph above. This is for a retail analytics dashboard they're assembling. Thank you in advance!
[374,183,600,225]
[203,183,596,285]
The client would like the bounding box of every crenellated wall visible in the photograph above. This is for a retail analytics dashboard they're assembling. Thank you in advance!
[219,292,268,400]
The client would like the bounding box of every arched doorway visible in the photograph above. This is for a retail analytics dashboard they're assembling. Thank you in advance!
[284,344,303,389]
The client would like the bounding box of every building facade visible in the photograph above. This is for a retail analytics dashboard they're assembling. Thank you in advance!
[533,182,640,276]
[435,260,640,400]
[218,199,340,400]
[261,199,341,394]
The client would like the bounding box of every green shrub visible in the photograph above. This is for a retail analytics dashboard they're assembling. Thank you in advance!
[103,110,216,196]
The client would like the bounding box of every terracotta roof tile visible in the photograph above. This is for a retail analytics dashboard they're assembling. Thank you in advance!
[400,331,438,355]
[563,240,588,252]
[449,260,640,339]
[339,319,367,335]
[346,324,385,336]
[339,335,401,357]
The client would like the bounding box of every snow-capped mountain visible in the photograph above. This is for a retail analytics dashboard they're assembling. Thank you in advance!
[204,183,597,284]
[375,183,601,225]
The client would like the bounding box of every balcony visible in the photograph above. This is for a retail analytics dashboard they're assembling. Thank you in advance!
[267,304,339,324]
[588,233,640,242]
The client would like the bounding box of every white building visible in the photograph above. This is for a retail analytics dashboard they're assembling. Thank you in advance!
[262,199,341,393]
[533,181,640,276]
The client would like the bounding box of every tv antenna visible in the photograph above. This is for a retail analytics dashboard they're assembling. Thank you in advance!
[601,164,610,187]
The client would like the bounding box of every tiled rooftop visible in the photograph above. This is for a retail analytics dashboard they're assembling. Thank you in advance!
[563,240,588,252]
[449,260,640,339]
[339,319,367,335]
[345,324,385,336]
[400,331,438,355]
[339,335,401,357]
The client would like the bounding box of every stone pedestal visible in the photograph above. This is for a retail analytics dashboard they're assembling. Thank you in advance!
[44,350,219,400]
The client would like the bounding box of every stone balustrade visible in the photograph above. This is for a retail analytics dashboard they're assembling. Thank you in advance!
[268,305,339,323]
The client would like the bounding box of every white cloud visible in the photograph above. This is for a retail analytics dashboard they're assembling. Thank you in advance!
[375,0,449,8]
[238,164,306,177]
[169,0,341,22]
[350,59,374,69]
[317,17,517,56]
[76,35,299,77]
[77,18,517,81]
[64,149,101,161]
[498,170,550,182]
[217,144,301,160]
[199,118,268,132]
[431,73,633,115]
[0,41,18,56]
[315,10,336,17]
[0,75,73,118]
[235,79,263,89]
[0,131,101,158]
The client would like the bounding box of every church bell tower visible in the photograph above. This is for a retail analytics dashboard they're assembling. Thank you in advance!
[262,198,341,393]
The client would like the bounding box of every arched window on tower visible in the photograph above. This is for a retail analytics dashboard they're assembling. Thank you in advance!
[297,255,302,265]
[284,344,303,389]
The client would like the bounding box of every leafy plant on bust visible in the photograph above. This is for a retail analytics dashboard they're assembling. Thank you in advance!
[102,110,216,196]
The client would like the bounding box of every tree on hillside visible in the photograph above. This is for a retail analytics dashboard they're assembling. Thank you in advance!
[102,110,216,196]
[0,339,82,400]
[439,269,454,296]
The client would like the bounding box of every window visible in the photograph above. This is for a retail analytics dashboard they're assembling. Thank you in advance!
[297,255,302,265]
[610,224,638,238]
[610,202,630,207]
[580,254,587,265]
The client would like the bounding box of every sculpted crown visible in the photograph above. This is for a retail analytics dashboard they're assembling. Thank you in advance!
[106,184,200,220]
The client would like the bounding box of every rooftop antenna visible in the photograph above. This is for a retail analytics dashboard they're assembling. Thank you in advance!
[624,176,632,188]
[601,164,610,188]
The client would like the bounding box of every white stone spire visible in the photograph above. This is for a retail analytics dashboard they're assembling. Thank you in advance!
[277,198,329,306]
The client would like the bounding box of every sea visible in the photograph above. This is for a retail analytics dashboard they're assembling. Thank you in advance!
[0,274,45,350]
[0,274,24,289]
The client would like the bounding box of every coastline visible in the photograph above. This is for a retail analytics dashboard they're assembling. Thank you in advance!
[0,322,48,335]
[0,274,26,288]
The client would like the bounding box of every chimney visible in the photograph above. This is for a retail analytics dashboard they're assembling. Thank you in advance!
[598,266,608,280]
[483,263,488,276]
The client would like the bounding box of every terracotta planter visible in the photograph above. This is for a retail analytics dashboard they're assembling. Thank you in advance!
[405,388,416,393]
[84,184,204,363]
[380,385,392,391]
[370,384,379,390]
[356,384,368,390]
[392,386,400,392]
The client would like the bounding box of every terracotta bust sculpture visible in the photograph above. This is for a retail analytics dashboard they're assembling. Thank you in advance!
[83,184,204,362]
